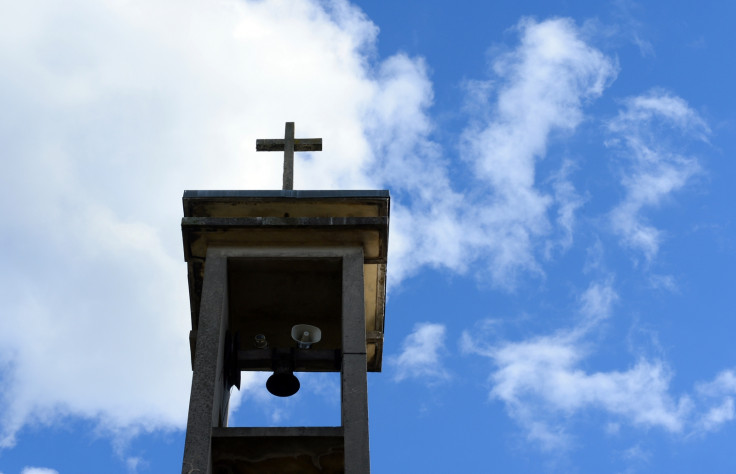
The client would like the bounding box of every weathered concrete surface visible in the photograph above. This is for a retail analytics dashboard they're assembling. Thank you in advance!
[255,122,322,190]
[181,191,389,474]
[212,427,343,474]
[181,251,230,474]
[342,248,370,474]
[181,191,388,372]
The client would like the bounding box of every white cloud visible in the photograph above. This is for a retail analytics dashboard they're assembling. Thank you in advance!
[21,468,59,474]
[609,93,709,138]
[0,0,686,466]
[126,456,145,474]
[390,323,450,383]
[607,90,709,260]
[698,370,736,395]
[492,345,690,435]
[545,160,586,257]
[577,279,618,329]
[464,281,736,450]
[0,0,436,452]
[697,398,735,433]
[0,6,623,454]
[621,444,650,461]
[472,309,697,450]
[648,273,678,292]
[356,17,618,288]
[694,369,736,433]
[457,17,617,287]
[467,18,616,185]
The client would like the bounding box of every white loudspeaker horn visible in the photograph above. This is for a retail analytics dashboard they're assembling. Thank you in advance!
[291,324,322,349]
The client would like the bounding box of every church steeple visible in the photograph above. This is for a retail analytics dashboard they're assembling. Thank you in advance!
[180,125,389,473]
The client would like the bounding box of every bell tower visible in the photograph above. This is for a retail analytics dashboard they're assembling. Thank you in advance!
[180,124,389,474]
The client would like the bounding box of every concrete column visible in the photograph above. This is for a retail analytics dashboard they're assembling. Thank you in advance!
[182,249,230,474]
[342,248,370,474]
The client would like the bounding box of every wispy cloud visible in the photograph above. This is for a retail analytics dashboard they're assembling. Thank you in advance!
[0,6,625,455]
[545,160,586,258]
[693,369,736,433]
[0,0,716,469]
[607,90,709,261]
[458,17,617,287]
[464,280,736,450]
[611,0,655,58]
[390,323,450,384]
[21,468,59,474]
[577,279,618,326]
[368,17,618,288]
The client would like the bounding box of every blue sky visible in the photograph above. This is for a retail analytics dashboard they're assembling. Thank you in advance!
[1,0,735,472]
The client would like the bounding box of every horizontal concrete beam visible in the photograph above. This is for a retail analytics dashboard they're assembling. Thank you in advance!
[237,348,342,372]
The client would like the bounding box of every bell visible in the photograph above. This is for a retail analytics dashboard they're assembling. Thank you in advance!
[266,367,300,397]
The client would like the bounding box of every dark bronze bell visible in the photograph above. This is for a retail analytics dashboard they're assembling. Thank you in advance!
[266,366,300,397]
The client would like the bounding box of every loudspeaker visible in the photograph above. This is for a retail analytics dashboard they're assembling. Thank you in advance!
[291,324,322,349]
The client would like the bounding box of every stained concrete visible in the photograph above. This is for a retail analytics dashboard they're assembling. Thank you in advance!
[212,427,344,474]
[181,251,229,473]
[181,191,388,474]
[182,191,389,371]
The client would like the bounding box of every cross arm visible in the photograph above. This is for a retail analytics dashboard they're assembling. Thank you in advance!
[256,138,323,152]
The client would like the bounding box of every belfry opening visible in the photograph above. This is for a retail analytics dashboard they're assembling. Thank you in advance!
[180,123,389,474]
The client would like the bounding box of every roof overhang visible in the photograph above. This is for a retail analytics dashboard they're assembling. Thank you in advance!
[181,190,389,371]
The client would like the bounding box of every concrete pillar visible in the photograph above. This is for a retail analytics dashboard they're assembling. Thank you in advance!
[182,245,372,473]
[182,250,229,474]
[342,248,370,474]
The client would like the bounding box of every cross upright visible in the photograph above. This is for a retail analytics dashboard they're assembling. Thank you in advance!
[256,122,322,190]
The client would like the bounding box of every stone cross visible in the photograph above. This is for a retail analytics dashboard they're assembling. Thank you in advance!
[256,122,322,190]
